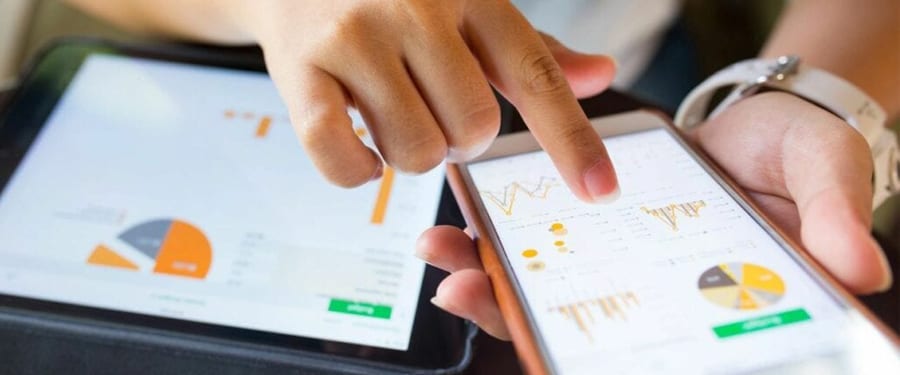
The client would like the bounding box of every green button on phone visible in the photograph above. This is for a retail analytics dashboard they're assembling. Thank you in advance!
[328,299,392,319]
[713,308,811,339]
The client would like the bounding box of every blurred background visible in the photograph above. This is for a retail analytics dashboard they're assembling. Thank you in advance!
[0,0,786,112]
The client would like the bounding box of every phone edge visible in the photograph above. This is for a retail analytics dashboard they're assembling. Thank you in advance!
[446,163,550,375]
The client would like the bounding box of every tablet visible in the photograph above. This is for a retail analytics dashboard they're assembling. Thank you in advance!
[0,40,472,372]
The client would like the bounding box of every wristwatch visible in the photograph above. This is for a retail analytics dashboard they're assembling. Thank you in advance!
[674,56,900,210]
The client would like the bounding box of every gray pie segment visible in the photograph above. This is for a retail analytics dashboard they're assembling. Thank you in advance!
[118,219,173,259]
[748,288,783,305]
[698,265,738,289]
[725,262,744,285]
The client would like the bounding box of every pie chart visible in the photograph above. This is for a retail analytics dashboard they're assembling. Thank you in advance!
[698,263,784,310]
[87,218,212,279]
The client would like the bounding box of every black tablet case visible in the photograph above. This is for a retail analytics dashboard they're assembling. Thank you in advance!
[0,303,476,375]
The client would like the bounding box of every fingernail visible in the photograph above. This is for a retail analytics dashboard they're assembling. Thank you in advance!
[369,162,384,181]
[413,245,431,264]
[592,185,621,204]
[447,136,494,163]
[583,159,619,203]
[608,56,619,71]
[874,242,893,293]
[430,296,447,310]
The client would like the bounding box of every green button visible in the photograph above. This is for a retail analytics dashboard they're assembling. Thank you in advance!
[713,308,811,339]
[328,299,392,319]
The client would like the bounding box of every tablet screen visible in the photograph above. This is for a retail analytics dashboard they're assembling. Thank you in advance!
[0,54,445,351]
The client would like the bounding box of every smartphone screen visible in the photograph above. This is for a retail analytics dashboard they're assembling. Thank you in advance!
[465,126,897,374]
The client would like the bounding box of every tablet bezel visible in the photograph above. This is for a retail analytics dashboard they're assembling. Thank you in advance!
[0,38,474,371]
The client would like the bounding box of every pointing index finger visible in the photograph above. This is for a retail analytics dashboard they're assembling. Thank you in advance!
[463,0,618,202]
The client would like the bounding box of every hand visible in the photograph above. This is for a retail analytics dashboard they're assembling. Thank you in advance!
[416,91,893,340]
[233,0,618,200]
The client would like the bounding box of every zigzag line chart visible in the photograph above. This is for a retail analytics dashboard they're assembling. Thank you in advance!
[480,176,559,216]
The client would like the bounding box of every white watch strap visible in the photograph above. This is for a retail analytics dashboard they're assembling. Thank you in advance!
[674,57,897,209]
[675,57,886,145]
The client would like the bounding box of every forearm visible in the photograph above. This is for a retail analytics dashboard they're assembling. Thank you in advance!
[762,0,900,122]
[64,0,258,44]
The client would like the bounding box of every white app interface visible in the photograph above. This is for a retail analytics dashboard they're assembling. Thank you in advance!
[0,55,445,350]
[467,128,853,374]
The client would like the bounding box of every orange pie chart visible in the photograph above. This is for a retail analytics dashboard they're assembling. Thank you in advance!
[87,219,212,279]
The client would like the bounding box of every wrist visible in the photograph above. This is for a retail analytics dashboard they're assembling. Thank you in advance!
[676,56,900,209]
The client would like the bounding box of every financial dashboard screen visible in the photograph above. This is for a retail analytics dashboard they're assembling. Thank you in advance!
[0,55,445,350]
[467,128,854,374]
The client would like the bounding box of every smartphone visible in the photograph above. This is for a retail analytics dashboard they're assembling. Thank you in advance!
[447,110,900,374]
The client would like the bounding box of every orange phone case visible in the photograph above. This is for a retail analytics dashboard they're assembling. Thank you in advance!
[447,164,550,375]
[446,111,900,374]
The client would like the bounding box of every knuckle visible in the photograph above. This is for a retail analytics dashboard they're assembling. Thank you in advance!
[293,112,375,188]
[330,9,367,40]
[462,103,502,141]
[462,102,502,131]
[385,131,447,174]
[447,103,501,160]
[473,0,512,12]
[323,7,383,54]
[294,110,339,147]
[519,50,568,95]
[397,1,445,27]
[396,1,457,45]
[555,118,597,150]
[325,169,371,188]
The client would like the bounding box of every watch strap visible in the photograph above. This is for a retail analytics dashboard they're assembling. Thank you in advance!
[675,57,886,146]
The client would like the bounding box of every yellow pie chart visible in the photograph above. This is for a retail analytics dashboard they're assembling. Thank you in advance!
[698,263,785,310]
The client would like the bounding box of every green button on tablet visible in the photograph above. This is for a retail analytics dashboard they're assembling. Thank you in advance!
[713,308,811,339]
[328,299,392,319]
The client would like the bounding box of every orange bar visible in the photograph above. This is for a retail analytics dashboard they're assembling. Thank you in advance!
[579,302,594,323]
[570,304,592,342]
[255,116,272,138]
[370,166,395,224]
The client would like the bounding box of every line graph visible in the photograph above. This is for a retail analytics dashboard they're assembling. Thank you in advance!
[641,200,706,231]
[480,177,559,216]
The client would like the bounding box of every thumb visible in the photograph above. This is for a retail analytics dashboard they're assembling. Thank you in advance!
[778,105,890,294]
[540,33,617,99]
[695,92,892,294]
[798,188,890,294]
